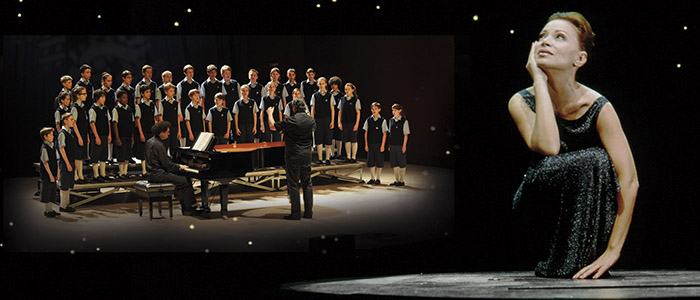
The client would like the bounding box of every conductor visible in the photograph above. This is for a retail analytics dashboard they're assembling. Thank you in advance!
[267,99,316,220]
[146,121,200,216]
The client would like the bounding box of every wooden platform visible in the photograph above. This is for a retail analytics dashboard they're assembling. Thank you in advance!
[283,270,700,299]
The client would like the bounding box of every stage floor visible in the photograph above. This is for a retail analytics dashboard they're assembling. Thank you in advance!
[283,270,700,299]
[2,163,453,252]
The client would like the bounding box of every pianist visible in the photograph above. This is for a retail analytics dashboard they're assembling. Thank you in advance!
[266,99,316,220]
[146,121,201,216]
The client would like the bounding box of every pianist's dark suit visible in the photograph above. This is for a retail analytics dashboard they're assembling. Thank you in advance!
[145,136,197,215]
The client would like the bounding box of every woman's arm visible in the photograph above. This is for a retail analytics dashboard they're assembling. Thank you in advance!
[573,102,639,279]
[508,42,560,155]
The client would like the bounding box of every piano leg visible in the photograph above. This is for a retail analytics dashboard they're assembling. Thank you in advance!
[219,183,229,219]
[200,180,209,210]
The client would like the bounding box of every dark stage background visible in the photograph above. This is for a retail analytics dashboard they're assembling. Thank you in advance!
[3,0,700,298]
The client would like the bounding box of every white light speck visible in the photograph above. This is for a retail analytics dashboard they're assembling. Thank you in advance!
[677,64,682,69]
[376,5,380,9]
[189,224,195,230]
[174,21,180,27]
[17,13,22,18]
[473,15,479,21]
[97,14,101,19]
[316,4,321,8]
[187,8,192,13]
[248,241,253,246]
[70,250,75,254]
[430,126,436,131]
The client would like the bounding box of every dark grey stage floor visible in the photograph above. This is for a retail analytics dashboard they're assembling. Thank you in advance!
[283,270,700,299]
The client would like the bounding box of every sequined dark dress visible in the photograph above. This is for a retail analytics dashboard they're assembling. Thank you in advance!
[513,89,620,278]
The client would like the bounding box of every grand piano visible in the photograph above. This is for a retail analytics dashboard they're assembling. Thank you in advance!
[174,133,285,218]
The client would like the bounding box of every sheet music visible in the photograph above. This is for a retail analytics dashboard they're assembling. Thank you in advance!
[192,132,214,152]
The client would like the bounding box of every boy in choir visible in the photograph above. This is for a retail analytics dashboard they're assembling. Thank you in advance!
[59,75,75,103]
[56,113,78,213]
[158,83,182,155]
[388,103,410,186]
[221,65,241,110]
[177,65,200,146]
[282,68,300,110]
[71,86,89,184]
[134,84,161,177]
[259,82,283,142]
[101,72,117,163]
[55,91,72,132]
[112,90,135,179]
[200,64,224,111]
[301,68,319,107]
[329,76,344,160]
[135,65,159,106]
[247,69,264,142]
[116,70,135,111]
[363,102,388,184]
[39,127,61,217]
[310,77,336,164]
[156,70,173,102]
[88,89,112,182]
[76,64,95,107]
[207,92,232,145]
[233,85,258,144]
[185,89,206,146]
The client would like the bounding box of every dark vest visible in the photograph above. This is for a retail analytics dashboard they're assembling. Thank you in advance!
[389,117,407,145]
[56,105,71,124]
[247,83,263,108]
[209,107,230,136]
[91,104,110,136]
[161,99,179,129]
[366,116,385,144]
[71,103,89,138]
[202,79,223,111]
[138,101,156,135]
[312,91,332,119]
[331,91,344,123]
[223,80,240,112]
[178,79,199,110]
[40,143,58,180]
[58,128,77,163]
[340,96,359,124]
[76,79,95,107]
[301,80,318,104]
[187,104,205,135]
[236,99,255,125]
[262,96,281,123]
[114,105,134,137]
[103,88,116,112]
[283,81,300,101]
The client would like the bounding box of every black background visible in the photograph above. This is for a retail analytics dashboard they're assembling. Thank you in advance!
[3,0,700,298]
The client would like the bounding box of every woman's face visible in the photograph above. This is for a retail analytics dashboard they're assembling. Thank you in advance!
[536,20,586,70]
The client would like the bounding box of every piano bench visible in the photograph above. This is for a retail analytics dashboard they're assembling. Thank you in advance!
[134,180,176,220]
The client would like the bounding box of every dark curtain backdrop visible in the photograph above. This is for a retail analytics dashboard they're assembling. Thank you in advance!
[2,35,454,177]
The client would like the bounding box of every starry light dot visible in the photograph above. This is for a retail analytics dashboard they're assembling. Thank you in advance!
[70,250,75,254]
[510,29,515,34]
[174,21,180,27]
[316,3,321,8]
[19,0,24,2]
[332,0,337,2]
[187,8,192,13]
[17,13,22,18]
[430,126,436,131]
[96,247,101,252]
[1,243,4,248]
[248,241,253,246]
[677,63,682,68]
[321,235,326,239]
[189,224,195,230]
[683,26,688,30]
[473,15,479,21]
[232,217,238,222]
[9,222,13,227]
[205,249,210,253]
[97,14,101,19]
[376,5,381,10]
[446,150,451,155]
